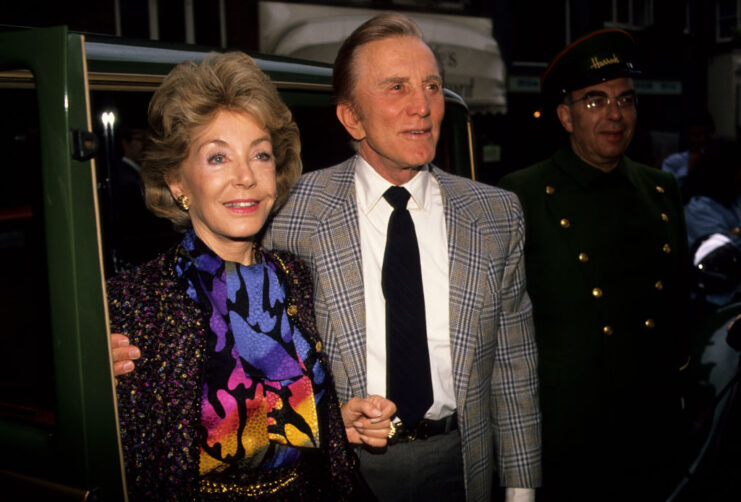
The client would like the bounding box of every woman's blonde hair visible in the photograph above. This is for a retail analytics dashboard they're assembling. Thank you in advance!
[141,51,301,230]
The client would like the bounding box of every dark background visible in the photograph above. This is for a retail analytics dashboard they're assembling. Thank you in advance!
[3,0,737,184]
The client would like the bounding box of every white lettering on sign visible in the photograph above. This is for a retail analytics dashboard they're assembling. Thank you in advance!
[446,78,475,98]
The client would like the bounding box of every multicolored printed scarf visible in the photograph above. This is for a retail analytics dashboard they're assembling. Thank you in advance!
[175,231,324,476]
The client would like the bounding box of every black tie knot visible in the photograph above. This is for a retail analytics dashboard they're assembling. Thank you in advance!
[384,186,411,211]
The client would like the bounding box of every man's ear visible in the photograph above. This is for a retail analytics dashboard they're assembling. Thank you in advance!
[336,102,366,142]
[556,104,574,134]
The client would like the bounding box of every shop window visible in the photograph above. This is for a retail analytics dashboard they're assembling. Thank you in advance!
[606,0,654,29]
[717,0,741,42]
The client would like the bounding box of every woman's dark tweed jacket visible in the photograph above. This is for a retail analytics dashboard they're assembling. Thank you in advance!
[109,246,360,501]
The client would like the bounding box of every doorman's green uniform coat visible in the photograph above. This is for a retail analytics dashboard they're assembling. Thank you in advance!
[499,147,690,493]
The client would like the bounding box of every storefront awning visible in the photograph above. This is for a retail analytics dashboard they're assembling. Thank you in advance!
[262,12,506,114]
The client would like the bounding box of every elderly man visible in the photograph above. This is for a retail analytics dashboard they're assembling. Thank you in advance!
[498,29,690,501]
[115,12,541,501]
[263,13,541,502]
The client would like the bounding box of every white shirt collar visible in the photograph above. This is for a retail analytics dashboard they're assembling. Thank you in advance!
[354,155,431,215]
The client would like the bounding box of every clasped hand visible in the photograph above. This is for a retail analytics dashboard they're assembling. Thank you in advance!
[340,395,396,448]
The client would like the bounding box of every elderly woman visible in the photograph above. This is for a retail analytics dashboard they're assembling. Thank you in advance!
[109,52,393,500]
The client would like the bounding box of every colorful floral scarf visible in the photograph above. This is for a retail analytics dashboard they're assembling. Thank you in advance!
[175,230,324,476]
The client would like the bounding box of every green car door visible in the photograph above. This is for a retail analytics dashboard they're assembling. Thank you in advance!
[0,26,126,501]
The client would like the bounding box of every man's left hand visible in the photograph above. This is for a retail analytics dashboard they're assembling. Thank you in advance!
[341,395,396,447]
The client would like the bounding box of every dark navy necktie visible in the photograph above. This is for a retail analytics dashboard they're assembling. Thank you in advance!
[381,186,433,427]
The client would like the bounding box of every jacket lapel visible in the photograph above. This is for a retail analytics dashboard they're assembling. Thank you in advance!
[311,158,369,396]
[434,168,484,406]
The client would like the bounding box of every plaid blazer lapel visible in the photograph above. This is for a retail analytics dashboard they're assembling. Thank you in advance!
[310,158,368,398]
[434,168,486,405]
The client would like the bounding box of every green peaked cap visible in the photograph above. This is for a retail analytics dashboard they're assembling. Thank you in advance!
[541,28,641,106]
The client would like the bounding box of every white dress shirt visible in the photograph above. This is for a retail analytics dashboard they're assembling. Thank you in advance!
[354,157,455,420]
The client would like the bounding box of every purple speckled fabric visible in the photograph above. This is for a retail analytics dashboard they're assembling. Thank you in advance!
[108,244,361,501]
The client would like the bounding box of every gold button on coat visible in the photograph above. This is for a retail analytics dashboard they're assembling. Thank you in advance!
[592,287,603,298]
[656,185,665,193]
[287,304,298,316]
[546,185,555,195]
[316,341,323,352]
[654,281,664,290]
[662,244,671,254]
[603,326,614,336]
[645,319,655,328]
[578,252,589,263]
[661,213,669,222]
[560,218,571,228]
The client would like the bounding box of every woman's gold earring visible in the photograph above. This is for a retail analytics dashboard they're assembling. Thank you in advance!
[176,194,191,212]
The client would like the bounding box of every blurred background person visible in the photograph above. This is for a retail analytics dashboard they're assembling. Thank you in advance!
[661,110,715,198]
[109,125,176,268]
[683,139,741,307]
[119,126,146,172]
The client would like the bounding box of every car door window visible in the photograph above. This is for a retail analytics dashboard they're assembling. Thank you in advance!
[0,75,56,428]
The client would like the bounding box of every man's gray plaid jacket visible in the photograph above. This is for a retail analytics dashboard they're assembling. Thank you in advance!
[263,156,542,500]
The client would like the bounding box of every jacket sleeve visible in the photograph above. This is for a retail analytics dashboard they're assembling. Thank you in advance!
[490,193,542,488]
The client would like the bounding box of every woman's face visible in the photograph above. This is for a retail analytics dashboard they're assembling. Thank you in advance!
[169,109,277,264]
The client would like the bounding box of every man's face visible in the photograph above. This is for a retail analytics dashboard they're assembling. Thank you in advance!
[556,77,636,172]
[688,125,710,153]
[336,35,445,184]
[123,130,146,163]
